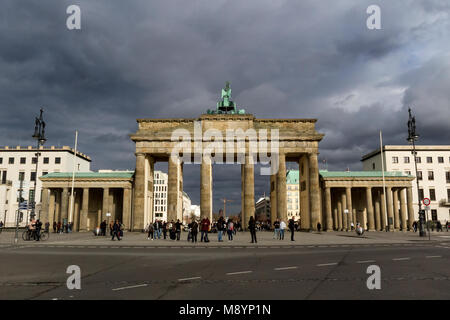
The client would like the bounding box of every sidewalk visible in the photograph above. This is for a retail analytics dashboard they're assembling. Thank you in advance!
[1,229,449,247]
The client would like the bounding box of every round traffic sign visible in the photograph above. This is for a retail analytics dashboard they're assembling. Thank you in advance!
[422,198,431,206]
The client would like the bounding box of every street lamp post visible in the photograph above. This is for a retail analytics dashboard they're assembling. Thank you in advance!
[31,108,47,220]
[407,108,426,237]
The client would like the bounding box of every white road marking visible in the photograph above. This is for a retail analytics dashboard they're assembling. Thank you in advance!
[178,277,201,282]
[317,262,338,267]
[426,255,442,258]
[274,266,298,271]
[112,284,148,291]
[392,257,410,261]
[226,271,253,276]
[356,260,376,264]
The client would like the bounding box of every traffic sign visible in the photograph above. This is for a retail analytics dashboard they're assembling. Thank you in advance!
[425,205,430,211]
[422,198,431,206]
[19,201,28,210]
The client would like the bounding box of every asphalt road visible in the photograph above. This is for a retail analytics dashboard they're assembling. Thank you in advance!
[1,241,449,300]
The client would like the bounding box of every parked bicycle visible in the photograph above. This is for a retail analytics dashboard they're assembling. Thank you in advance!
[22,229,49,241]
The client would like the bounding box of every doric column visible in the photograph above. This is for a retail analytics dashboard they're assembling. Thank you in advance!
[243,154,255,230]
[337,198,343,231]
[54,190,61,223]
[374,191,381,231]
[200,155,212,221]
[48,189,55,224]
[366,187,375,231]
[380,189,387,231]
[399,188,408,231]
[393,189,400,230]
[168,156,181,223]
[270,173,277,225]
[333,206,338,230]
[40,187,49,223]
[277,153,287,226]
[241,164,245,225]
[60,187,69,221]
[345,187,353,230]
[406,187,415,231]
[102,187,109,222]
[308,153,321,231]
[386,187,394,231]
[73,191,80,231]
[122,188,132,230]
[79,188,89,231]
[325,187,333,231]
[341,191,348,231]
[132,153,146,230]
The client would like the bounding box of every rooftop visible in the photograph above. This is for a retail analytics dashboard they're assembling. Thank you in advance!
[41,171,134,179]
[286,170,299,184]
[0,145,91,161]
[319,170,413,178]
[361,145,450,161]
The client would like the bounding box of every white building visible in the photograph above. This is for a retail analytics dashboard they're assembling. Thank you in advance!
[153,170,168,221]
[182,191,192,224]
[286,170,300,219]
[0,145,91,227]
[362,145,450,223]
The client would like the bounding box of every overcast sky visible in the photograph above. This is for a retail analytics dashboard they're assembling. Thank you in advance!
[1,0,449,214]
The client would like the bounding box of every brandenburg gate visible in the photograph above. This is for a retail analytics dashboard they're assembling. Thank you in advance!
[129,83,324,231]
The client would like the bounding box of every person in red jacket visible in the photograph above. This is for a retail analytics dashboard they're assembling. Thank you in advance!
[200,217,210,242]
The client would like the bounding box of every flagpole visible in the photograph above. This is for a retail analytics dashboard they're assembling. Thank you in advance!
[380,130,388,231]
[68,130,78,227]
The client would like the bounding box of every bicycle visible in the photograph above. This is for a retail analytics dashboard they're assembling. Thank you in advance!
[22,229,49,241]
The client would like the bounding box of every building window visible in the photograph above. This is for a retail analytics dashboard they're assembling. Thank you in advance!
[447,189,450,202]
[55,157,61,164]
[372,163,375,170]
[431,210,437,221]
[43,157,49,164]
[419,189,424,201]
[32,157,37,164]
[8,157,14,164]
[427,157,433,163]
[404,157,410,164]
[30,172,36,181]
[417,171,422,180]
[0,158,2,164]
[18,172,25,181]
[392,157,398,164]
[416,157,421,163]
[446,171,450,184]
[438,157,444,163]
[42,171,48,176]
[429,189,436,201]
[428,171,434,181]
[20,157,26,164]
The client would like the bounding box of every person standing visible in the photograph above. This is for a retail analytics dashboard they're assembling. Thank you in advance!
[52,221,57,233]
[227,219,234,241]
[288,218,295,241]
[201,217,210,242]
[175,219,182,241]
[147,223,154,240]
[217,216,225,242]
[279,220,286,240]
[162,221,167,239]
[317,222,322,233]
[111,220,121,241]
[273,219,280,239]
[190,220,198,243]
[248,216,257,243]
[35,219,42,241]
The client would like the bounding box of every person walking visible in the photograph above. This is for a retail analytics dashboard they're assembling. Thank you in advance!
[249,216,257,243]
[273,219,280,239]
[100,220,107,236]
[227,219,234,241]
[317,222,322,233]
[175,219,182,241]
[111,220,121,241]
[279,220,286,240]
[35,219,42,241]
[413,221,418,232]
[288,218,295,241]
[217,216,225,242]
[56,221,61,234]
[147,223,154,240]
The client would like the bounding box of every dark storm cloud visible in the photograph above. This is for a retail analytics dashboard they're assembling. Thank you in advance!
[0,0,449,213]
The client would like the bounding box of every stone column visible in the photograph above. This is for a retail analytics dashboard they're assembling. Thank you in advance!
[48,189,55,224]
[168,156,181,222]
[386,187,394,231]
[270,173,277,225]
[337,198,343,231]
[102,187,109,223]
[325,187,333,231]
[243,154,255,230]
[55,190,61,223]
[406,187,415,230]
[333,206,338,230]
[73,191,80,231]
[41,187,49,223]
[393,189,400,230]
[122,188,131,231]
[399,188,408,231]
[133,153,146,231]
[346,187,353,230]
[79,188,89,231]
[241,164,245,225]
[380,189,387,231]
[277,153,287,226]
[341,191,348,231]
[308,153,321,231]
[200,155,212,221]
[60,188,69,221]
[374,192,381,231]
[366,187,375,231]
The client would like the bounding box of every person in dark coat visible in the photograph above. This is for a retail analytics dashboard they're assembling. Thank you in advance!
[248,216,257,243]
[162,221,167,239]
[111,220,121,241]
[190,220,198,243]
[53,221,57,233]
[317,222,322,233]
[175,219,182,241]
[288,218,295,241]
[200,218,210,242]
